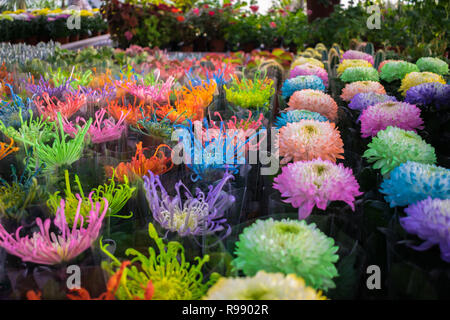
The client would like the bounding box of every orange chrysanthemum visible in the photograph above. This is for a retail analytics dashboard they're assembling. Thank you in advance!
[107,97,151,126]
[279,120,344,164]
[105,142,173,183]
[286,89,338,122]
[0,137,19,161]
[340,81,386,102]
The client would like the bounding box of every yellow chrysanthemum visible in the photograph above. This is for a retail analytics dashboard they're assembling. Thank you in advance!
[399,72,446,96]
[337,59,373,76]
[292,57,325,70]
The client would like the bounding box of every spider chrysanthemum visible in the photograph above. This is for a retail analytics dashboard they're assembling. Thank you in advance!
[273,159,362,219]
[232,218,339,291]
[281,75,325,99]
[363,126,436,175]
[274,110,328,129]
[287,89,338,121]
[204,271,326,300]
[340,67,379,83]
[279,120,344,164]
[401,197,450,263]
[340,81,386,102]
[380,161,450,207]
[360,101,424,138]
[399,72,446,96]
[379,61,419,83]
[416,57,449,76]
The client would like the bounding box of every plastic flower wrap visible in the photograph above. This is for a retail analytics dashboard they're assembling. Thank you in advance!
[47,170,135,223]
[289,63,328,87]
[340,81,386,102]
[348,92,397,112]
[360,101,424,138]
[63,108,128,144]
[279,120,344,164]
[363,126,436,175]
[0,137,18,161]
[341,50,374,65]
[275,110,328,129]
[379,61,419,83]
[34,91,86,121]
[30,113,92,174]
[224,72,274,111]
[100,223,219,300]
[399,72,446,96]
[143,171,234,238]
[281,75,325,99]
[416,57,449,76]
[337,59,373,76]
[400,197,450,262]
[273,159,362,219]
[380,161,450,207]
[405,82,450,108]
[232,218,339,291]
[204,271,326,300]
[291,57,324,69]
[286,89,338,121]
[105,142,173,183]
[0,196,107,265]
[340,67,379,83]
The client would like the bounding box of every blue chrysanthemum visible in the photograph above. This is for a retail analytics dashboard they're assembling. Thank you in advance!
[281,75,325,99]
[274,110,328,129]
[380,161,450,207]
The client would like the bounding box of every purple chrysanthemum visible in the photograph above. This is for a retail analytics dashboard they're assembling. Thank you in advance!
[341,50,374,65]
[348,92,397,112]
[401,197,450,263]
[273,159,362,219]
[405,82,450,109]
[143,170,235,237]
[360,101,424,138]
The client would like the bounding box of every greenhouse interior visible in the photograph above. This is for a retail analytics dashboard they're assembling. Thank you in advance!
[0,0,448,302]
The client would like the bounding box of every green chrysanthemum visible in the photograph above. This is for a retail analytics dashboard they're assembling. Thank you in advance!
[100,223,219,300]
[204,271,326,300]
[363,126,436,175]
[379,61,420,83]
[232,218,339,291]
[416,57,449,76]
[340,67,379,83]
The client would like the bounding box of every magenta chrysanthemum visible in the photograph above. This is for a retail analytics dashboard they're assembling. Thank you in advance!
[340,81,386,102]
[360,101,424,138]
[289,63,328,87]
[273,159,363,219]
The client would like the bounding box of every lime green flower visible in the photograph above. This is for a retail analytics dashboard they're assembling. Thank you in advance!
[363,126,436,175]
[340,67,379,83]
[416,57,449,76]
[232,218,339,291]
[379,61,419,82]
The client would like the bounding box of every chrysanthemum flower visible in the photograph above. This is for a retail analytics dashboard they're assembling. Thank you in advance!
[341,50,374,65]
[281,75,325,99]
[279,120,344,164]
[274,110,328,129]
[204,271,326,300]
[363,126,436,175]
[337,59,373,76]
[291,57,324,69]
[360,101,424,138]
[0,137,19,161]
[416,57,449,76]
[340,81,386,102]
[232,218,339,291]
[405,82,450,108]
[380,161,450,207]
[340,67,379,83]
[379,61,419,82]
[34,91,86,121]
[286,89,338,121]
[273,159,362,219]
[377,59,401,72]
[348,92,397,112]
[289,63,328,87]
[399,72,446,96]
[401,197,450,262]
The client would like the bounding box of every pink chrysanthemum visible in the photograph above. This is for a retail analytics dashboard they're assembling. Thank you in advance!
[122,76,175,104]
[279,120,344,164]
[341,50,374,65]
[360,101,424,138]
[273,159,363,219]
[289,63,328,87]
[286,89,338,121]
[340,81,386,102]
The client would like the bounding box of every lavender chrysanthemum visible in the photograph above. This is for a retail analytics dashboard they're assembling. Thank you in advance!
[360,101,424,138]
[274,110,328,129]
[341,50,374,65]
[405,82,450,109]
[401,197,450,262]
[281,75,325,99]
[348,92,397,113]
[380,161,450,207]
[273,159,362,219]
[143,170,235,237]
